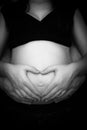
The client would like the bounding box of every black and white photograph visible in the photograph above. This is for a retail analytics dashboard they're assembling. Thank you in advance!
[0,0,87,128]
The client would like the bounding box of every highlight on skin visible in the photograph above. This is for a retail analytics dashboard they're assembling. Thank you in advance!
[0,40,86,104]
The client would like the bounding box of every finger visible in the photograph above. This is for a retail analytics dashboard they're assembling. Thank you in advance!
[44,87,63,101]
[15,89,31,100]
[43,77,56,96]
[19,89,32,98]
[10,81,34,99]
[12,82,35,100]
[12,77,37,99]
[22,86,39,100]
[25,65,40,74]
[43,84,59,100]
[41,65,57,75]
[3,77,35,99]
[10,91,20,98]
[47,88,66,101]
[4,78,13,91]
[20,70,39,97]
[15,89,23,97]
[23,79,39,98]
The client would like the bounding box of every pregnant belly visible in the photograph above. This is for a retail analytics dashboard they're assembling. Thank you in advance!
[11,40,72,89]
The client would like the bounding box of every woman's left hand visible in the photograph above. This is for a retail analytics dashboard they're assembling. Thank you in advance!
[41,63,85,98]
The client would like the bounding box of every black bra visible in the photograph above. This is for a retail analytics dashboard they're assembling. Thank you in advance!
[1,4,76,49]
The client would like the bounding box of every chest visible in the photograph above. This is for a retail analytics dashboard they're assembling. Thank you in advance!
[11,10,72,34]
[9,9,73,48]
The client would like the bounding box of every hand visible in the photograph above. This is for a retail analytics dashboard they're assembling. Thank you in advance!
[41,63,85,99]
[2,63,40,99]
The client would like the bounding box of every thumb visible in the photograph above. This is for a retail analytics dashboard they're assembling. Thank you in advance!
[24,65,40,74]
[41,65,56,75]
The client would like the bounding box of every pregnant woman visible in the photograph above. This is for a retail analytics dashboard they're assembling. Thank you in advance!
[0,0,87,103]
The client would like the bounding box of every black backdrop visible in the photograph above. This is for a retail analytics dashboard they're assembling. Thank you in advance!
[0,0,87,128]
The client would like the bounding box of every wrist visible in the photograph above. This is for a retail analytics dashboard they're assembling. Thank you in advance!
[0,62,11,77]
[68,62,79,77]
[70,60,85,77]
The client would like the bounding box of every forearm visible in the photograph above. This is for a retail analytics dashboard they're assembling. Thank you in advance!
[0,61,8,77]
[0,48,11,77]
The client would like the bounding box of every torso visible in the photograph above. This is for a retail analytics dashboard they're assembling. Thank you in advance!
[1,40,73,89]
[3,4,81,87]
[1,7,74,68]
[3,8,73,69]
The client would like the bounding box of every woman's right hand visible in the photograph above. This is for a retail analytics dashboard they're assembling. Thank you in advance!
[0,63,40,99]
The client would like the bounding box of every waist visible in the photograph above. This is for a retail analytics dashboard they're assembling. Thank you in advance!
[11,40,72,71]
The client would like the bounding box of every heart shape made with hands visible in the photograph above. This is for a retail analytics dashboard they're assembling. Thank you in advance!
[26,70,55,88]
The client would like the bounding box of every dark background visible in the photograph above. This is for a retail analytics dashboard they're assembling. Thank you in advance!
[0,0,87,128]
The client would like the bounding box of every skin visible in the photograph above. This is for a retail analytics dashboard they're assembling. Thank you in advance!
[0,0,87,100]
[26,0,54,21]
